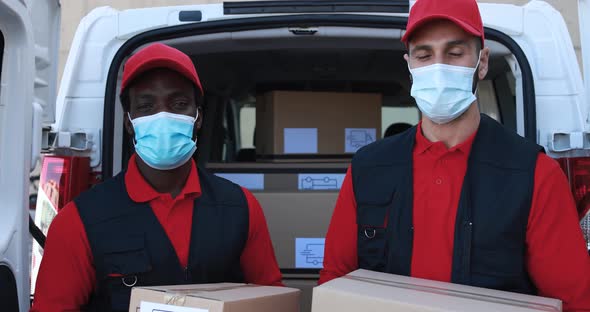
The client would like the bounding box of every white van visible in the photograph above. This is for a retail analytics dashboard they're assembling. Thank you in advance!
[2,0,589,311]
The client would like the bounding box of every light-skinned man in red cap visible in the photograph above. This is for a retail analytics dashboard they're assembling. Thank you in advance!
[320,0,590,309]
[31,43,282,312]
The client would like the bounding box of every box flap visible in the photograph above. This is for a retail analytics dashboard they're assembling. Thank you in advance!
[139,283,245,295]
[204,285,299,302]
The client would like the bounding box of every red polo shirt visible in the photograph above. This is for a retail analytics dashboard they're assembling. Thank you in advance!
[320,123,590,311]
[31,154,282,312]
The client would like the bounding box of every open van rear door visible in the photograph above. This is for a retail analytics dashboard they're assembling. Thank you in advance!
[28,0,61,163]
[580,0,590,121]
[0,0,59,310]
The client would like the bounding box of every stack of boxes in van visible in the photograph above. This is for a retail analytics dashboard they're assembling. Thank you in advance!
[206,90,383,311]
[254,90,381,296]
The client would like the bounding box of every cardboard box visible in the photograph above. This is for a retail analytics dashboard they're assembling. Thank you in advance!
[129,283,300,312]
[256,91,381,160]
[206,163,342,273]
[312,269,562,312]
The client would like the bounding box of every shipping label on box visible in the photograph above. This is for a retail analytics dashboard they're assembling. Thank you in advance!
[298,174,345,191]
[284,128,318,154]
[345,128,376,153]
[295,238,325,269]
[140,301,208,312]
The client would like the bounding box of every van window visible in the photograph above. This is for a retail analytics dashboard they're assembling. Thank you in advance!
[382,107,420,137]
[239,106,256,149]
[491,71,517,132]
[225,77,511,161]
[211,54,513,163]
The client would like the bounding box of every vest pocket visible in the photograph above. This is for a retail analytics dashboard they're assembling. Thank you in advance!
[100,235,152,311]
[357,203,389,270]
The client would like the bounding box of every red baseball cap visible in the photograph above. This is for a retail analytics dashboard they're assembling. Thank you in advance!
[121,43,203,95]
[402,0,484,47]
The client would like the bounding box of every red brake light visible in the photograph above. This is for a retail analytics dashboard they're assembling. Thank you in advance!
[558,157,590,251]
[558,157,590,219]
[32,155,92,294]
[39,155,90,211]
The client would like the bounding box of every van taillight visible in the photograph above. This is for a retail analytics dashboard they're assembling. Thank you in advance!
[558,157,590,219]
[557,157,590,250]
[39,156,90,211]
[32,155,91,294]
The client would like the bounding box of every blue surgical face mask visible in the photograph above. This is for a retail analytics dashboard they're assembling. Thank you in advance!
[129,111,198,170]
[409,54,481,124]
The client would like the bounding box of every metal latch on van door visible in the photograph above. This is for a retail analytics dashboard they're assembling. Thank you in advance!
[51,129,101,167]
[289,27,318,35]
[549,132,590,152]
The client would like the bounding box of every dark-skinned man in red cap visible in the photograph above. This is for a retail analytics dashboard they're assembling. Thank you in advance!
[32,43,282,312]
[320,0,590,310]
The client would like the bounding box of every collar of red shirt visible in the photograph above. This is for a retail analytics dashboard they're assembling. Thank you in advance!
[414,122,478,156]
[124,154,202,203]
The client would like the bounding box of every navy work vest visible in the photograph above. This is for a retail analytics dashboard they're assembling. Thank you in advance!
[352,115,542,294]
[75,167,249,312]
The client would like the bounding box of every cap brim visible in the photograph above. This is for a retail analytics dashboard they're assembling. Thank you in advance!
[402,14,483,45]
[123,56,203,95]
